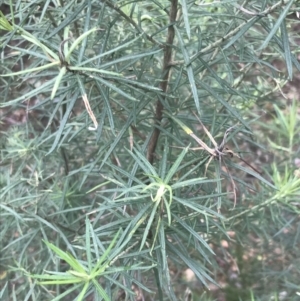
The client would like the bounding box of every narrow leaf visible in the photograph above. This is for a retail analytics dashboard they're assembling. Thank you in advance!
[0,62,59,77]
[228,161,277,190]
[280,18,293,80]
[175,26,201,114]
[46,91,79,155]
[46,1,88,39]
[259,0,294,50]
[43,241,86,273]
[51,66,67,100]
[165,145,189,183]
[223,17,258,50]
[180,0,191,39]
[65,27,99,61]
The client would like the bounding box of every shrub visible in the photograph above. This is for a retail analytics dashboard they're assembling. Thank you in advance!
[1,1,299,300]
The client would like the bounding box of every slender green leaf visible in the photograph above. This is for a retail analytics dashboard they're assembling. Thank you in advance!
[140,201,160,251]
[91,74,138,102]
[92,279,111,301]
[196,80,249,129]
[66,27,99,62]
[180,0,191,39]
[46,91,79,155]
[164,145,189,183]
[259,0,294,50]
[223,17,259,50]
[43,241,86,273]
[175,26,201,115]
[68,66,122,77]
[228,161,277,189]
[280,18,293,80]
[78,0,92,64]
[0,78,56,107]
[0,62,59,77]
[51,66,67,100]
[78,34,145,66]
[46,2,88,39]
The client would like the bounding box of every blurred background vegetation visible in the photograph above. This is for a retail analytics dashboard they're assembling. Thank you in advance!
[0,0,300,300]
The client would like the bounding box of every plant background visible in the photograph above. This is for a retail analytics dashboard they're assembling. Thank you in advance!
[0,1,300,301]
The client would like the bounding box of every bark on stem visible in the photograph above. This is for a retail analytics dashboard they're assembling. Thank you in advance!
[147,0,178,164]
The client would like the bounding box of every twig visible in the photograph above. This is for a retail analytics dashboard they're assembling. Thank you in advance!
[232,4,265,16]
[147,0,178,163]
[102,0,163,47]
[171,0,291,64]
[197,0,291,56]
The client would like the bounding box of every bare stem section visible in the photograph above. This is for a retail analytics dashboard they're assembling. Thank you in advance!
[147,0,178,164]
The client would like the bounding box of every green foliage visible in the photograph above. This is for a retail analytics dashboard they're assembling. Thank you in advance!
[1,0,300,300]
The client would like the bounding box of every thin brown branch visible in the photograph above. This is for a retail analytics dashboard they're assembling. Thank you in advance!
[147,0,178,164]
